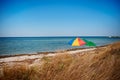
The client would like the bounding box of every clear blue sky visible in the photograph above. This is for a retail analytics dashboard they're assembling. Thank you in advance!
[0,0,120,37]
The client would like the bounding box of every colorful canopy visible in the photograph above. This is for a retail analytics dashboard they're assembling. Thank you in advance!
[69,37,86,46]
[69,37,96,47]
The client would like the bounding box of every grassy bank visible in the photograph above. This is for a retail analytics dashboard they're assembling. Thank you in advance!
[0,42,120,80]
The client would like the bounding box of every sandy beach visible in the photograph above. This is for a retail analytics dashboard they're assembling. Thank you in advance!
[0,48,97,63]
[0,41,120,80]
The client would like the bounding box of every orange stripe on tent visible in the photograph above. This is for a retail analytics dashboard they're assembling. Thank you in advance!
[78,38,86,46]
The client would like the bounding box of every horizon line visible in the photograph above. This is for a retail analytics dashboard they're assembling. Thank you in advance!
[0,36,119,38]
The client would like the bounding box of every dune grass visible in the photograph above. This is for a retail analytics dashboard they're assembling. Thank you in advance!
[0,42,120,80]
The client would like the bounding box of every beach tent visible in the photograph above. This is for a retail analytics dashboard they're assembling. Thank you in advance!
[69,38,96,47]
[68,37,86,46]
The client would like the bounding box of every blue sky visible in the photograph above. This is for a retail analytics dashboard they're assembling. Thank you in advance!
[0,0,120,37]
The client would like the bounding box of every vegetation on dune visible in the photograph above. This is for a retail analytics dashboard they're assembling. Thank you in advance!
[0,42,120,80]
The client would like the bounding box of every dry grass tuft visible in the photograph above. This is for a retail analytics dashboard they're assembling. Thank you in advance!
[0,64,30,80]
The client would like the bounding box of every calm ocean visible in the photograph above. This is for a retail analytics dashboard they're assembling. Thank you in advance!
[0,37,120,55]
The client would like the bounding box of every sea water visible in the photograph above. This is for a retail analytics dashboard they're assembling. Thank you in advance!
[0,37,120,55]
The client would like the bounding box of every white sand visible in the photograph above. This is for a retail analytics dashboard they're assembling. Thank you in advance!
[0,48,96,63]
[0,54,44,63]
[68,48,96,54]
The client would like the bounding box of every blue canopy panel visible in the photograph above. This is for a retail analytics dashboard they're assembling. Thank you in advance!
[68,38,75,45]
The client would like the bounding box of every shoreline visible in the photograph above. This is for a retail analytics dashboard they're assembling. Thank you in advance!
[0,47,98,63]
[0,42,115,64]
[0,41,120,80]
[0,45,107,58]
